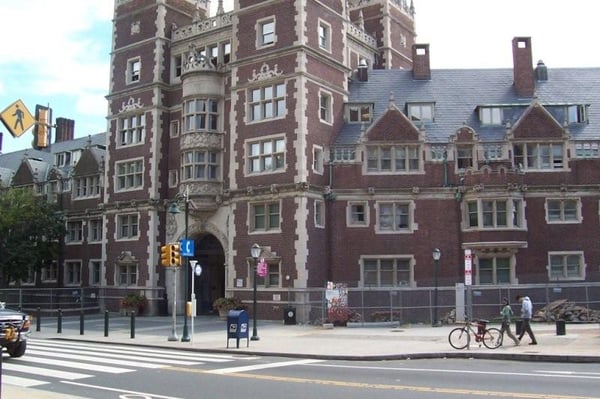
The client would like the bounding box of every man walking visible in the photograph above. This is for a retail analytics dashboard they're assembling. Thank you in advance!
[516,295,537,345]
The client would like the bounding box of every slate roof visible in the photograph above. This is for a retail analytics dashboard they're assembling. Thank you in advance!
[336,67,600,145]
[0,133,106,184]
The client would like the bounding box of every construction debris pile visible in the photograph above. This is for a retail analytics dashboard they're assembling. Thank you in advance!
[533,299,600,322]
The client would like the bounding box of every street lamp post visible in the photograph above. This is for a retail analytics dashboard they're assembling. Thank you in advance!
[250,243,261,341]
[432,248,441,327]
[181,189,190,342]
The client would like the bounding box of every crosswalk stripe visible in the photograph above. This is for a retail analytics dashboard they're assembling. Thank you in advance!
[2,362,92,380]
[1,375,48,387]
[26,349,166,369]
[28,340,236,363]
[17,356,134,373]
[26,345,201,366]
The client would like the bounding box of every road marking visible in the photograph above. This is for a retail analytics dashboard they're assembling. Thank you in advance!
[62,381,183,399]
[18,356,133,373]
[1,375,48,387]
[209,359,323,374]
[26,349,165,369]
[2,362,92,380]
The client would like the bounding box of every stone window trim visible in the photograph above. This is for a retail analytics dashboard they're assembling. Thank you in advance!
[347,201,369,227]
[256,16,276,48]
[248,200,282,234]
[375,200,415,234]
[126,57,141,85]
[360,255,416,288]
[545,198,581,224]
[245,134,286,176]
[318,19,332,52]
[547,251,586,281]
[116,213,140,241]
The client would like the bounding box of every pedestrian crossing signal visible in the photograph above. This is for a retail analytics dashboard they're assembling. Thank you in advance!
[170,244,182,266]
[160,244,171,267]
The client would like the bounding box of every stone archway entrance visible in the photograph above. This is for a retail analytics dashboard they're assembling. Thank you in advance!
[191,234,225,314]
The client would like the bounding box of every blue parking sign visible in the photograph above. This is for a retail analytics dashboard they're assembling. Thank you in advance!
[180,239,194,257]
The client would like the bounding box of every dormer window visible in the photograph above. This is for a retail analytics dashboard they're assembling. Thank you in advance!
[347,104,372,123]
[407,102,434,123]
[479,107,503,125]
[567,105,587,124]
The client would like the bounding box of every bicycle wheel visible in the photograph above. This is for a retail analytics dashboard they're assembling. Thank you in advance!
[448,327,470,349]
[482,327,502,349]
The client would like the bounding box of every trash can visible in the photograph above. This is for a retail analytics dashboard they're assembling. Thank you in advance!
[515,319,523,336]
[556,319,566,336]
[283,306,296,325]
[226,309,249,348]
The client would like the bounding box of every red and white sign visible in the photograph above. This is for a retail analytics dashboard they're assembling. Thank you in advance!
[464,249,472,286]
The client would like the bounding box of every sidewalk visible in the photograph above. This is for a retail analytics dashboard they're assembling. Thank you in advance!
[4,317,600,399]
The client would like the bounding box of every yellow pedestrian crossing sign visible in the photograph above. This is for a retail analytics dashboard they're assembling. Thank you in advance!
[0,99,35,138]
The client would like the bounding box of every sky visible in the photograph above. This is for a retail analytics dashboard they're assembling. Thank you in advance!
[1,0,598,154]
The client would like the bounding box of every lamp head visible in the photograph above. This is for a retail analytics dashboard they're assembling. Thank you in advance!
[250,243,261,258]
[432,248,441,261]
[168,202,181,214]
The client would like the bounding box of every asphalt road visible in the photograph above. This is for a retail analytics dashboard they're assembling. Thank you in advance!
[4,339,600,399]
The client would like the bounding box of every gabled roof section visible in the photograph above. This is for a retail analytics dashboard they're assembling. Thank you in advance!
[364,103,421,142]
[72,146,104,176]
[510,101,564,139]
[12,158,50,186]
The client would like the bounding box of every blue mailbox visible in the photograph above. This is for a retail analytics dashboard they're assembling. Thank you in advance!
[227,309,249,348]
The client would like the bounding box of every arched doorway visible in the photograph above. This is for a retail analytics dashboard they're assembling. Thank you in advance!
[191,234,225,314]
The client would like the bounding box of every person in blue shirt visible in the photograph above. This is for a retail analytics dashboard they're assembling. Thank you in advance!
[516,295,537,345]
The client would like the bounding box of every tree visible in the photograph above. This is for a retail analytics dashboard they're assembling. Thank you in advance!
[0,187,65,286]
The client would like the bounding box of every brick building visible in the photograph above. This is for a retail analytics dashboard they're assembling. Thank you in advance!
[2,0,599,323]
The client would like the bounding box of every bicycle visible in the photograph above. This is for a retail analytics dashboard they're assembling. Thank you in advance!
[448,318,502,349]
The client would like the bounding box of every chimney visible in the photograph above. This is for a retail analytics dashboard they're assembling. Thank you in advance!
[55,117,75,143]
[512,37,535,97]
[535,60,548,81]
[357,59,368,82]
[412,44,431,80]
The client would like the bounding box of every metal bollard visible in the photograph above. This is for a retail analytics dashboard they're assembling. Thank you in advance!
[36,307,41,332]
[80,311,84,335]
[130,311,136,339]
[104,310,109,337]
[57,309,62,334]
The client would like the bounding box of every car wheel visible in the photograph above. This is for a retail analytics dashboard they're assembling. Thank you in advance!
[7,340,26,357]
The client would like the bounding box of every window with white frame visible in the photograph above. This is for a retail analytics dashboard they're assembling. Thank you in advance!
[118,114,145,146]
[41,262,58,282]
[347,104,372,123]
[173,53,184,78]
[513,142,565,170]
[88,218,103,242]
[407,102,434,122]
[367,145,421,173]
[376,201,413,232]
[546,198,580,223]
[65,261,82,285]
[314,200,325,227]
[184,98,219,132]
[313,146,324,174]
[479,107,503,125]
[248,136,285,174]
[332,146,356,162]
[574,142,599,158]
[476,256,512,284]
[74,175,101,199]
[168,170,178,187]
[55,152,72,167]
[116,159,143,191]
[117,214,139,240]
[222,42,231,64]
[456,145,474,169]
[257,18,275,47]
[319,91,332,123]
[430,145,447,162]
[363,257,413,287]
[66,221,83,243]
[90,260,102,286]
[548,252,585,280]
[249,83,286,122]
[318,20,331,51]
[170,120,180,138]
[127,58,141,83]
[118,264,138,286]
[566,105,588,124]
[348,202,368,226]
[466,198,523,229]
[181,150,220,181]
[483,144,504,161]
[250,202,280,232]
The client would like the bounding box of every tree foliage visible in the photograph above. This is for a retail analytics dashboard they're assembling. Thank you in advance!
[0,187,65,286]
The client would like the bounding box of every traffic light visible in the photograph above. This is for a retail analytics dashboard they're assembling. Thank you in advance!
[32,105,51,149]
[160,244,171,267]
[170,243,182,266]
